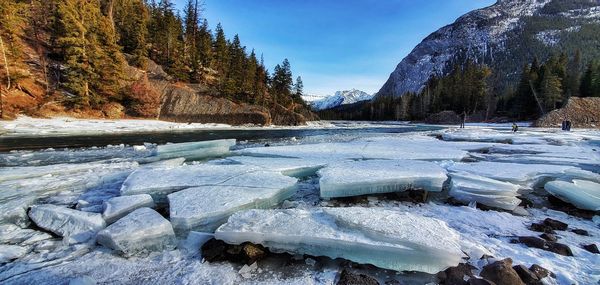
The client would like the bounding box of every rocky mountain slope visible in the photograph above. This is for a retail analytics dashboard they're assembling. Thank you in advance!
[309,89,373,111]
[377,0,600,98]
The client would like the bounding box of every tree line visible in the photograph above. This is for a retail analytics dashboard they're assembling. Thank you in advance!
[0,0,305,112]
[321,51,599,121]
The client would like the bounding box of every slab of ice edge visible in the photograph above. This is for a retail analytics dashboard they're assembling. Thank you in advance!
[215,208,463,273]
[544,180,600,211]
[318,160,448,198]
[28,205,106,243]
[449,172,521,211]
[96,208,176,256]
[120,164,257,202]
[156,139,235,161]
[102,194,155,224]
[224,156,327,178]
[448,161,600,187]
[168,171,297,234]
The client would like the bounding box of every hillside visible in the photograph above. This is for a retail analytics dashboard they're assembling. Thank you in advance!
[377,0,600,98]
[0,0,316,125]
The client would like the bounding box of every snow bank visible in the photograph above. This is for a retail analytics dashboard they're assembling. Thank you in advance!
[318,160,448,198]
[28,205,106,243]
[544,180,600,211]
[215,208,463,273]
[96,208,176,256]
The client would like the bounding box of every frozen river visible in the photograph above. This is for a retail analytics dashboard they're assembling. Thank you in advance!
[0,120,599,285]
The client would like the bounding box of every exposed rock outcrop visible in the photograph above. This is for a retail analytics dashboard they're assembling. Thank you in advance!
[534,97,600,128]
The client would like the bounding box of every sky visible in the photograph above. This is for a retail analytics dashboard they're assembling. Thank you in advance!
[172,0,496,97]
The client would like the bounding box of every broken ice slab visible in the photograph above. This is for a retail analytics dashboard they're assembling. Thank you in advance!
[168,172,297,234]
[439,129,550,144]
[215,208,464,273]
[544,180,600,211]
[0,245,29,264]
[0,224,52,246]
[447,162,600,188]
[28,205,106,243]
[318,160,448,198]
[156,139,236,161]
[96,208,176,257]
[102,194,155,224]
[448,172,521,211]
[224,156,327,177]
[120,164,296,203]
[0,197,34,227]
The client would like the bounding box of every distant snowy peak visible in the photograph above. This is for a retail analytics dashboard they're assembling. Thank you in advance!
[310,89,373,111]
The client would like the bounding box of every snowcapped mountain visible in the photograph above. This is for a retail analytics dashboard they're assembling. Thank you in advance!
[310,89,374,111]
[376,0,600,98]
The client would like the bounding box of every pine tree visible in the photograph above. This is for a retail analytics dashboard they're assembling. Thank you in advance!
[213,23,229,80]
[114,0,149,67]
[197,19,212,69]
[539,65,563,111]
[565,50,582,98]
[293,76,303,101]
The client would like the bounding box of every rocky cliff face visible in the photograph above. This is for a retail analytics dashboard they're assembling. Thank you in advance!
[377,0,600,98]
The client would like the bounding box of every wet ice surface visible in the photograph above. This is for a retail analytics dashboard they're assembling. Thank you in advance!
[1,125,600,284]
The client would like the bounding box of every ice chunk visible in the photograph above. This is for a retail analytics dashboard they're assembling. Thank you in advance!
[448,172,521,211]
[448,162,600,188]
[318,160,448,198]
[168,171,297,234]
[0,245,29,263]
[0,224,52,245]
[102,194,155,224]
[96,208,176,256]
[69,276,97,285]
[544,180,600,211]
[225,156,327,177]
[0,197,34,227]
[179,231,213,255]
[216,208,464,273]
[120,164,254,202]
[28,205,106,243]
[157,139,236,161]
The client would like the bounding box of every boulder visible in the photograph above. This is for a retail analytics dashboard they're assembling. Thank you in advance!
[582,244,599,254]
[542,218,568,231]
[437,263,475,285]
[528,264,555,279]
[538,233,557,242]
[201,239,268,265]
[512,265,541,285]
[480,258,525,285]
[467,278,496,285]
[337,269,379,285]
[571,229,589,236]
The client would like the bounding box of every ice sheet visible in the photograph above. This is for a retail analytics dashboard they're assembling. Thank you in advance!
[28,205,106,243]
[448,172,521,210]
[544,180,600,211]
[318,160,448,198]
[447,161,600,188]
[96,208,176,256]
[224,156,327,178]
[168,171,297,234]
[102,194,155,224]
[156,139,236,161]
[215,208,463,273]
[0,245,29,264]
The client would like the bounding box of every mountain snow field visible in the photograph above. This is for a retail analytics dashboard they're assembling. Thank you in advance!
[0,125,599,284]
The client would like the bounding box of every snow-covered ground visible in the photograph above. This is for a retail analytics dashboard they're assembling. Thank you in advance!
[1,125,599,284]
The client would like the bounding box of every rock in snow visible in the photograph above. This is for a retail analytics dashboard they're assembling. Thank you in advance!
[215,208,464,273]
[168,171,297,234]
[28,205,106,243]
[96,208,176,256]
[318,160,448,198]
[544,180,600,211]
[102,194,156,224]
[449,172,521,211]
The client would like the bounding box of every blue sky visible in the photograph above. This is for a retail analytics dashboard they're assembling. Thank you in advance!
[173,0,495,96]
